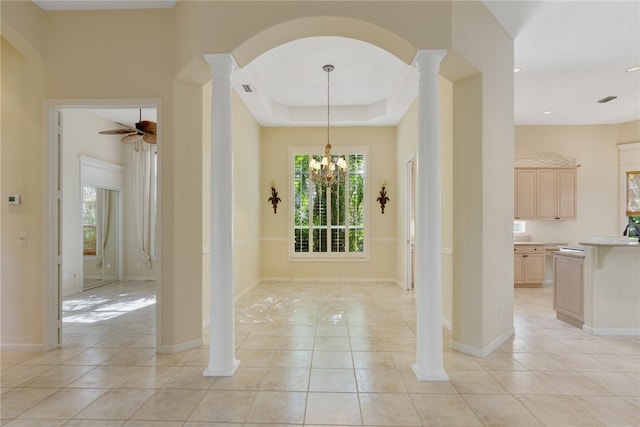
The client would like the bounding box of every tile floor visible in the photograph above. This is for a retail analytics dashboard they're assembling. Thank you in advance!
[1,280,639,426]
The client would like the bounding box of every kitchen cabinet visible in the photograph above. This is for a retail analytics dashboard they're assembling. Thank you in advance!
[514,244,545,287]
[514,168,577,220]
[514,169,537,220]
[537,168,576,220]
[553,252,584,327]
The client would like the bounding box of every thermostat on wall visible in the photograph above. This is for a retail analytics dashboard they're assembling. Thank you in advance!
[8,194,21,205]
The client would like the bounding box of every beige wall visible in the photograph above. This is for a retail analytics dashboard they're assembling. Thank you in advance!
[261,126,397,281]
[515,122,640,245]
[450,0,515,355]
[232,91,263,296]
[1,37,46,349]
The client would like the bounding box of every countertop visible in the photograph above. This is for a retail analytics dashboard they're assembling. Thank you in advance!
[579,237,640,247]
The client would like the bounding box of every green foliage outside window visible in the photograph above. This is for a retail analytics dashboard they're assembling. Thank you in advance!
[293,153,365,255]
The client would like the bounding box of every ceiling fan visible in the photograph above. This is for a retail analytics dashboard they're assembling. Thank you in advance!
[98,109,157,144]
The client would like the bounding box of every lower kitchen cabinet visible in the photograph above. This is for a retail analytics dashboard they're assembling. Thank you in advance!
[514,245,545,287]
[553,253,584,327]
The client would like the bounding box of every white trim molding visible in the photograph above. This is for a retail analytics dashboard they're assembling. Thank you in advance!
[157,338,203,354]
[451,327,515,358]
[583,326,640,336]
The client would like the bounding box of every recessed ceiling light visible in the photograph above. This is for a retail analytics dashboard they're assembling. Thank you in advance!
[543,111,552,115]
[514,68,521,73]
[626,66,640,73]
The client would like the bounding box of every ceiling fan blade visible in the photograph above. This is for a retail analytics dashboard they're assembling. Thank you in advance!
[99,129,137,135]
[121,134,143,143]
[142,133,157,144]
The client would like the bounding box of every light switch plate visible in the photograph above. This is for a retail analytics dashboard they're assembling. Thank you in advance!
[8,194,21,205]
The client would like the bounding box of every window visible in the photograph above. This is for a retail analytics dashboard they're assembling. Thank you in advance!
[82,186,97,256]
[291,148,367,259]
[513,220,526,234]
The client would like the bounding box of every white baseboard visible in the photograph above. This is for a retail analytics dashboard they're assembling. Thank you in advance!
[450,326,515,357]
[63,287,82,297]
[0,343,44,352]
[583,325,640,336]
[260,277,398,284]
[157,338,203,354]
[122,276,156,281]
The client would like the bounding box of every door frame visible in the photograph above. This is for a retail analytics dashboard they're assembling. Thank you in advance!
[405,154,416,291]
[42,98,162,350]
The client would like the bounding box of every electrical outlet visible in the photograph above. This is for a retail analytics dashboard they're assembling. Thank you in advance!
[19,231,27,245]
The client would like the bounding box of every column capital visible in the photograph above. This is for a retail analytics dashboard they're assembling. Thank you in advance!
[204,53,237,77]
[414,49,447,76]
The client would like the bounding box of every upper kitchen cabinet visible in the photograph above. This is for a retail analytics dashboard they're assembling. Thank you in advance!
[514,169,537,220]
[537,168,577,220]
[514,167,577,221]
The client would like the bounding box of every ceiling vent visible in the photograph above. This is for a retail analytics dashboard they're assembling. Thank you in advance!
[598,95,617,103]
[242,84,254,93]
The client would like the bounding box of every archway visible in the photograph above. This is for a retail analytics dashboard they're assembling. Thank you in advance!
[202,16,448,380]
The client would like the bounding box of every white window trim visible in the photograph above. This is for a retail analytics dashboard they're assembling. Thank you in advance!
[288,146,369,262]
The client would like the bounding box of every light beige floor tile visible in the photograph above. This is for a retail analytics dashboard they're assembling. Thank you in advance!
[22,348,85,365]
[20,365,96,388]
[511,352,571,371]
[304,392,361,425]
[234,349,274,367]
[260,367,310,391]
[0,365,53,388]
[269,350,312,368]
[309,368,356,392]
[276,335,315,350]
[0,388,59,419]
[61,348,120,366]
[67,366,138,389]
[209,367,265,391]
[238,335,279,350]
[0,352,39,365]
[410,393,482,426]
[123,421,183,427]
[537,371,612,396]
[162,366,217,390]
[517,394,605,426]
[359,393,421,426]
[75,388,155,420]
[188,390,255,423]
[474,352,527,371]
[448,370,509,394]
[18,388,105,420]
[444,352,485,370]
[355,368,407,393]
[142,349,199,367]
[352,351,396,369]
[65,421,125,427]
[463,394,543,427]
[391,351,416,370]
[580,372,640,396]
[313,336,351,351]
[118,366,179,389]
[490,371,561,395]
[577,395,640,426]
[312,350,353,368]
[1,419,68,426]
[245,391,306,424]
[550,353,613,372]
[130,389,205,421]
[101,348,156,366]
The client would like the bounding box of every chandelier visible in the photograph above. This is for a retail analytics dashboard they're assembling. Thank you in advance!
[309,64,347,188]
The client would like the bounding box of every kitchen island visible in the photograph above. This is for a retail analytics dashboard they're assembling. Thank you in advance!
[580,238,640,335]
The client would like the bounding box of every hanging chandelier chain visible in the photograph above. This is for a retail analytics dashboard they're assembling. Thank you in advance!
[310,64,345,190]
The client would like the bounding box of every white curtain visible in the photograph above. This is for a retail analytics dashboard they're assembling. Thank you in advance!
[95,189,110,269]
[133,143,153,268]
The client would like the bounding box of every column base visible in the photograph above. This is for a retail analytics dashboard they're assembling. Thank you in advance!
[412,363,449,381]
[203,359,240,377]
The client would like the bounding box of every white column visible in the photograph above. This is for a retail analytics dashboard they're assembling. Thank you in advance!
[413,49,449,381]
[203,53,240,376]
